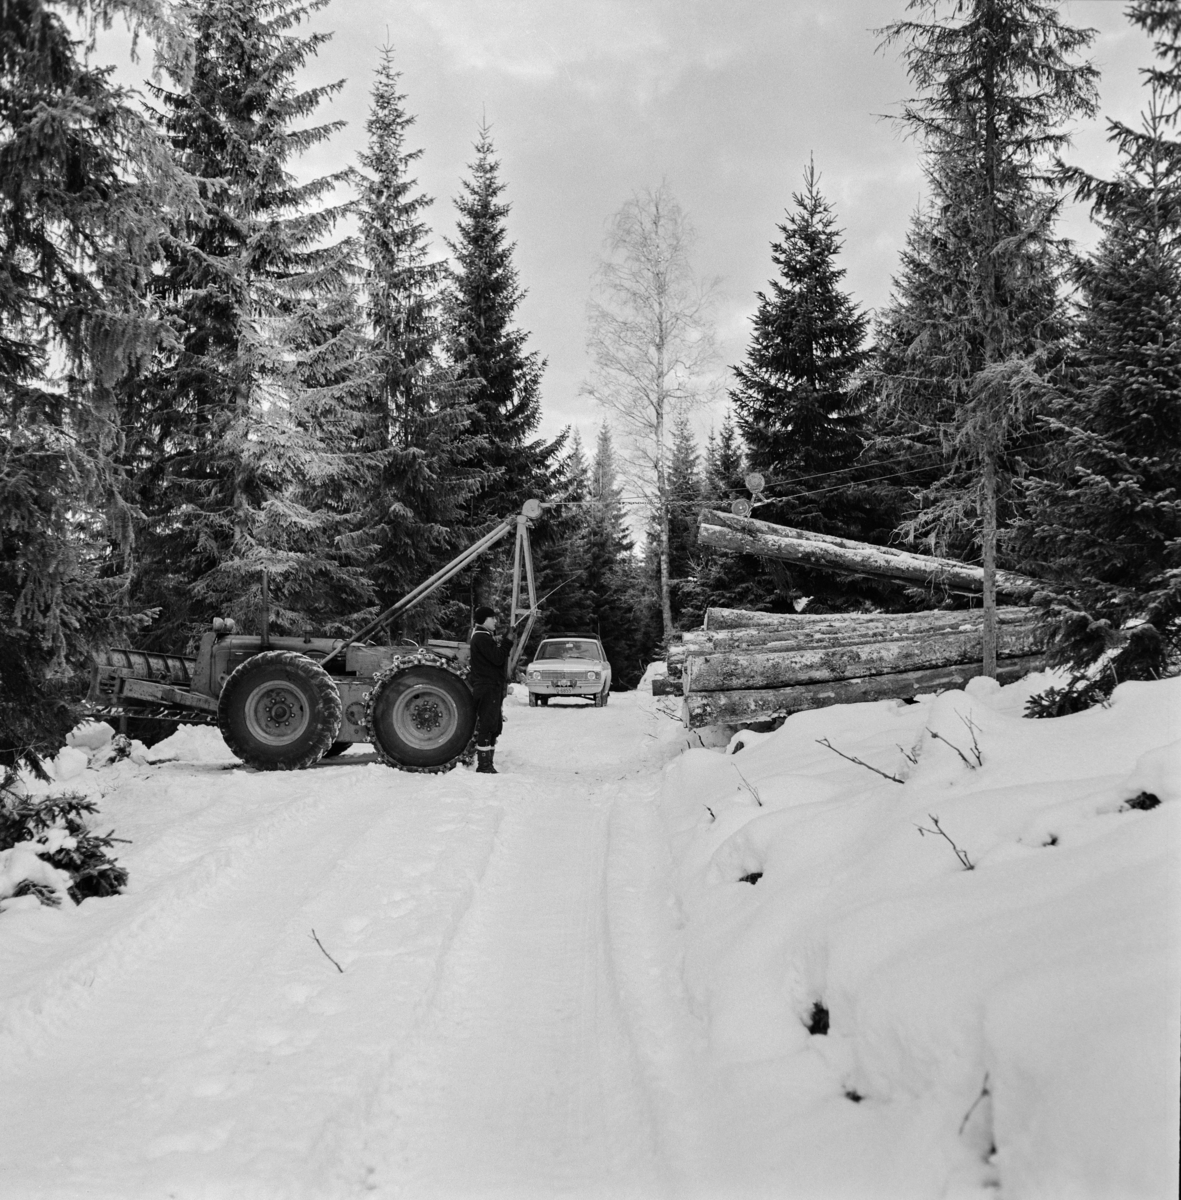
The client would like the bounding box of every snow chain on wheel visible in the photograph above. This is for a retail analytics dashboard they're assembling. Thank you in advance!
[364,652,477,774]
[218,651,343,771]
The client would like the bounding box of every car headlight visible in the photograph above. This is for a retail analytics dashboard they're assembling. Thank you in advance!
[586,671,598,680]
[528,670,540,680]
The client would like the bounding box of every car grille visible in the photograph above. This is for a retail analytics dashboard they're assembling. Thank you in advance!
[538,669,590,681]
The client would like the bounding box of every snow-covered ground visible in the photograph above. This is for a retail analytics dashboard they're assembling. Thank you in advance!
[1,673,1177,1199]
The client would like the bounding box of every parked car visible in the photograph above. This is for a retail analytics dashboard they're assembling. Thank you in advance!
[522,636,612,707]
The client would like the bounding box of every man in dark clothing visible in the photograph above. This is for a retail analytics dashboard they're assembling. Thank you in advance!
[468,604,516,774]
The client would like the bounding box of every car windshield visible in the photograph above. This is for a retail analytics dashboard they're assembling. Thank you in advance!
[535,640,600,661]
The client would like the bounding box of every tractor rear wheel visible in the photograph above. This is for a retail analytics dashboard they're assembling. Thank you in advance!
[366,654,476,772]
[218,651,342,770]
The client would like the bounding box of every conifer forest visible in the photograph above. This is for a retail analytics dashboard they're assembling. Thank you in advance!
[3,0,1180,775]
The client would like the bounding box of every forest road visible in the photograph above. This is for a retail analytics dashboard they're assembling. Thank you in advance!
[0,685,717,1200]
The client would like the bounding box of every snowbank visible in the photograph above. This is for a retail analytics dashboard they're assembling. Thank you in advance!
[140,723,236,764]
[659,676,1181,1199]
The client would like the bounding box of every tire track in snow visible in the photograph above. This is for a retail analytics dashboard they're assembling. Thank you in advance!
[2,690,711,1199]
[0,764,505,1199]
[0,762,365,1066]
[336,694,709,1199]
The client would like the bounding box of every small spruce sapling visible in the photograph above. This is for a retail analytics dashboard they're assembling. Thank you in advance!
[0,785,129,905]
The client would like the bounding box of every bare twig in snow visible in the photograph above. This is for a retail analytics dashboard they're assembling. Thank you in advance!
[816,738,904,784]
[916,814,975,870]
[732,763,763,806]
[957,712,984,766]
[959,1073,992,1136]
[927,728,978,770]
[897,743,919,766]
[310,928,344,973]
[704,806,716,822]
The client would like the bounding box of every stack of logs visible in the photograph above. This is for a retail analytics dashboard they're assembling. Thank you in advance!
[668,606,1044,729]
[660,509,1047,729]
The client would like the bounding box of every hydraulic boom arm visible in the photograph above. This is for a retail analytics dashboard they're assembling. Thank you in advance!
[319,499,543,672]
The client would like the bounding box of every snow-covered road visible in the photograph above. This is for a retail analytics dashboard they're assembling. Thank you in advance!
[5,674,1178,1199]
[0,687,712,1200]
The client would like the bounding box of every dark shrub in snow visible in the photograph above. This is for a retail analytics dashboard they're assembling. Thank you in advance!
[0,785,129,906]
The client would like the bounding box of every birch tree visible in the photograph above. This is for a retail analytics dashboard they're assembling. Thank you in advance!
[583,184,716,639]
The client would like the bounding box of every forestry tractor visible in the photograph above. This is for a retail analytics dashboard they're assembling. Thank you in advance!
[86,501,543,773]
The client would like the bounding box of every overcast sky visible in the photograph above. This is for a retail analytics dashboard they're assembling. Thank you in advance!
[106,1,1159,449]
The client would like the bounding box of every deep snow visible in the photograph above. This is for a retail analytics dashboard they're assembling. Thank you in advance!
[0,673,1177,1199]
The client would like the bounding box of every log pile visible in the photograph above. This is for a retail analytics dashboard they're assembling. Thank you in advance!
[666,510,1048,728]
[670,607,1043,728]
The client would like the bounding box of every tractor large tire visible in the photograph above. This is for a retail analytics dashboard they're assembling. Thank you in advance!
[365,653,476,773]
[218,651,342,771]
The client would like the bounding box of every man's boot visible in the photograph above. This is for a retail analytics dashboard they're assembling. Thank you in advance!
[476,747,497,774]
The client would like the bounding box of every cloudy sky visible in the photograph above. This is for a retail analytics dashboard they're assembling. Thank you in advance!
[108,1,1158,448]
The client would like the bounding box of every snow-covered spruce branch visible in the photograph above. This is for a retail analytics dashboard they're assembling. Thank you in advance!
[916,815,975,870]
[816,739,904,784]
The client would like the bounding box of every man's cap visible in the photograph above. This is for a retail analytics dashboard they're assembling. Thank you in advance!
[474,605,496,624]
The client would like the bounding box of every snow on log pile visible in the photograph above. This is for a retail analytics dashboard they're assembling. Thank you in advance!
[672,607,1044,728]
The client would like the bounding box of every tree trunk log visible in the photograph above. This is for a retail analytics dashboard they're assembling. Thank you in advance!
[702,604,1034,633]
[698,510,1041,599]
[683,624,1043,692]
[682,656,1043,728]
[651,675,683,696]
[981,449,999,678]
[681,609,1036,656]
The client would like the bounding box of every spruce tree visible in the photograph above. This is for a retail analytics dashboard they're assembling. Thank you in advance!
[1018,5,1181,687]
[729,160,885,611]
[730,159,868,536]
[666,412,703,625]
[536,433,595,639]
[697,413,773,614]
[586,426,651,687]
[122,0,358,647]
[872,0,1098,668]
[1,0,188,773]
[702,412,747,507]
[349,46,480,634]
[446,124,559,526]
